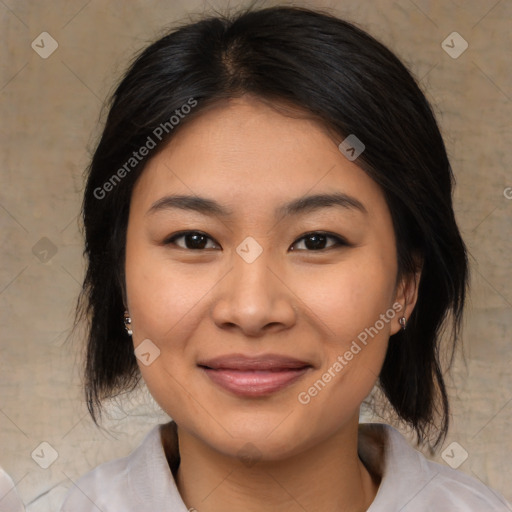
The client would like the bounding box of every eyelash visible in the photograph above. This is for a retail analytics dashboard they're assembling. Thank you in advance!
[163,231,350,252]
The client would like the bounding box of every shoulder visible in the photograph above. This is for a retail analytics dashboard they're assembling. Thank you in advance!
[416,456,511,510]
[360,423,511,511]
[60,424,177,512]
[60,453,132,512]
[0,466,25,512]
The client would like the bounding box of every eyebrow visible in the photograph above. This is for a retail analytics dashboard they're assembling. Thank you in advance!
[146,192,368,220]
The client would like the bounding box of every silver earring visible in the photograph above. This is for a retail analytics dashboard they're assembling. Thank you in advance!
[399,316,407,331]
[124,310,133,336]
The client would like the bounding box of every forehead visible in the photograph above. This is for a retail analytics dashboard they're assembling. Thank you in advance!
[131,96,388,220]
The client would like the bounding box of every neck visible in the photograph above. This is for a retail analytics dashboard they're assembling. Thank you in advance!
[171,419,380,512]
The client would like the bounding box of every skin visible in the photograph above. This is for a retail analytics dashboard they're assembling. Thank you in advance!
[124,94,421,512]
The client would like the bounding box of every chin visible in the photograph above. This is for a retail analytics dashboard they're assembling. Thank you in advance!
[191,408,325,462]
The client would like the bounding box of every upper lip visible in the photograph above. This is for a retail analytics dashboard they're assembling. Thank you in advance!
[198,354,312,371]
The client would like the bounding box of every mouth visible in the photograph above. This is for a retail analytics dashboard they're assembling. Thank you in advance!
[197,354,313,397]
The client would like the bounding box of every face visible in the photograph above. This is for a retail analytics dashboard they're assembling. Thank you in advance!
[125,95,412,460]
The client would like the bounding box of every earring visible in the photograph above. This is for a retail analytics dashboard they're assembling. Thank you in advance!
[399,316,407,331]
[124,310,133,336]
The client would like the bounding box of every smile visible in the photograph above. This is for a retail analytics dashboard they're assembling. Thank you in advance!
[198,354,313,397]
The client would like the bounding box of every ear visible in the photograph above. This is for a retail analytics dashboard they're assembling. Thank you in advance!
[390,264,422,336]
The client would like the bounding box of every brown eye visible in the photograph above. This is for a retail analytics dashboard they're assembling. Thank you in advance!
[164,231,219,250]
[291,232,348,251]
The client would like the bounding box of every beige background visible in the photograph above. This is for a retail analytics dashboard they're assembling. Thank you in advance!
[1,0,511,510]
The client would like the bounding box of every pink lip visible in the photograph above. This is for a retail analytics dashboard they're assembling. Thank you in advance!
[198,354,313,397]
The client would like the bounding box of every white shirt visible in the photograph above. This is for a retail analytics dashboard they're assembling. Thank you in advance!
[60,422,511,511]
[0,467,25,512]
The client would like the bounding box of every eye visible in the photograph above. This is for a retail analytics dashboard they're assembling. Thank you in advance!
[163,230,349,251]
[290,232,349,251]
[164,231,220,250]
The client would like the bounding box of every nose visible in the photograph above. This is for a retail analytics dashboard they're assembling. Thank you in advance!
[210,246,297,337]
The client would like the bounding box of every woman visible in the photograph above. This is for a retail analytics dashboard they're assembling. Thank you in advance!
[61,5,511,511]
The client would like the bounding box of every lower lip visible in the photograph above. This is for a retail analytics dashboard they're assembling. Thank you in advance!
[201,367,310,397]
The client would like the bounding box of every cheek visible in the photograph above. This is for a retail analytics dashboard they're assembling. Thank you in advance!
[124,257,197,420]
[125,240,212,344]
[292,250,395,410]
[294,250,397,344]
[124,240,223,416]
